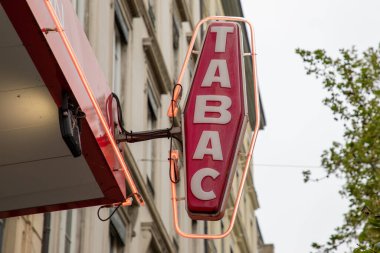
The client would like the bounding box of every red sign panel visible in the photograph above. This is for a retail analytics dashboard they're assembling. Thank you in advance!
[183,22,247,220]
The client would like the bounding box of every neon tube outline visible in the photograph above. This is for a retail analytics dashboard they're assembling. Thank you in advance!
[168,16,260,239]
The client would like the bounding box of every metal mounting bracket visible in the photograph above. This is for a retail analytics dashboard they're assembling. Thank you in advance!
[115,126,182,143]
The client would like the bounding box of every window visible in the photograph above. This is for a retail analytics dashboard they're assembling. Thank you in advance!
[172,16,180,50]
[148,0,156,29]
[221,220,225,252]
[64,210,73,253]
[146,240,160,253]
[109,210,125,253]
[172,15,180,78]
[113,26,122,96]
[146,92,157,196]
[115,0,129,43]
[110,225,124,253]
[173,237,179,252]
[113,2,129,97]
[47,211,77,253]
[71,0,87,26]
[0,219,4,253]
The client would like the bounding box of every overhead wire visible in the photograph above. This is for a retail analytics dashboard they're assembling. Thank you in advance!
[253,163,323,169]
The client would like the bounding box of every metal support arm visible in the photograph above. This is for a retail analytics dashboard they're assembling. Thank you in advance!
[116,127,182,143]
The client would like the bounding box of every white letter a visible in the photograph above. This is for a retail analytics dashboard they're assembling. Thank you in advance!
[201,59,231,88]
[193,131,223,161]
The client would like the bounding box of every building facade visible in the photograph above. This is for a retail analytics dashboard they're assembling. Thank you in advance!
[0,0,273,252]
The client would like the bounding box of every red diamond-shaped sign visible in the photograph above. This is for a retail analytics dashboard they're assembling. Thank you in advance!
[183,21,248,221]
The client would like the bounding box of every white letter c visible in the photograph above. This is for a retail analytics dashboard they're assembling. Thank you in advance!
[190,168,220,200]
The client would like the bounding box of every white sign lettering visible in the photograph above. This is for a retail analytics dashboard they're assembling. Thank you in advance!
[190,168,220,200]
[193,95,232,124]
[193,131,223,160]
[201,59,231,88]
[211,26,234,52]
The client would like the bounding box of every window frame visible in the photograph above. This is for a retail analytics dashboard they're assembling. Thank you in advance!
[145,84,159,196]
[0,219,4,253]
[64,210,73,253]
[113,25,123,96]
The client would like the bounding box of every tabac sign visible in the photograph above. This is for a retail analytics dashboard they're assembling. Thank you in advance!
[183,21,248,220]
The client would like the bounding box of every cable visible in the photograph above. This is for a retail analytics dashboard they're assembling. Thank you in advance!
[112,92,128,133]
[112,92,182,143]
[111,85,183,184]
[97,203,122,221]
[253,163,323,169]
[168,84,182,184]
[169,132,180,183]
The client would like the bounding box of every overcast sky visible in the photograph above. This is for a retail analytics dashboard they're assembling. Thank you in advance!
[241,0,380,252]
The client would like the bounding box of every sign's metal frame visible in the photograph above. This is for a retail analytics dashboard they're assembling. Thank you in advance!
[181,21,248,220]
[168,16,260,239]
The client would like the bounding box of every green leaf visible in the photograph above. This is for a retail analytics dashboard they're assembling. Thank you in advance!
[296,43,380,253]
